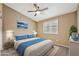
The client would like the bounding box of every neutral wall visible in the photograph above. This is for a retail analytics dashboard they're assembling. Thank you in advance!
[3,5,37,44]
[0,4,3,50]
[37,12,77,46]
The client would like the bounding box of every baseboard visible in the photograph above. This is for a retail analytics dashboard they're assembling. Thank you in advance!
[54,43,69,48]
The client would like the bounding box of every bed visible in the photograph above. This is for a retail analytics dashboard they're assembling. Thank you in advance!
[14,35,53,56]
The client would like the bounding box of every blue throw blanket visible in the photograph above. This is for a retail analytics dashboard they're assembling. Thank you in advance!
[17,38,45,56]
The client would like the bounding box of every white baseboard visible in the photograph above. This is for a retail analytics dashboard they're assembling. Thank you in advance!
[54,43,69,48]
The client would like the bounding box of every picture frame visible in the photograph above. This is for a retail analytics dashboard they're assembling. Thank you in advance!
[17,20,28,29]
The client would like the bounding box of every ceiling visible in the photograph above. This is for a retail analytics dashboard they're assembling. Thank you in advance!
[5,3,78,22]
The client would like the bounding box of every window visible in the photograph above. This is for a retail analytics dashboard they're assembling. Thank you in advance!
[43,19,58,34]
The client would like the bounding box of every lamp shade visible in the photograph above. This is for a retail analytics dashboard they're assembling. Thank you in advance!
[6,30,14,40]
[33,30,37,35]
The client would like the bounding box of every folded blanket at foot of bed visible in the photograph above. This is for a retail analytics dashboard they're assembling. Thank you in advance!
[17,38,45,56]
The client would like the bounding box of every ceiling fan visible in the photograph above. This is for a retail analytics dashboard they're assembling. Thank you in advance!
[27,4,48,16]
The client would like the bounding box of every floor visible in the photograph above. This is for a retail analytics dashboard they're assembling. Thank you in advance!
[0,46,69,56]
[1,48,19,56]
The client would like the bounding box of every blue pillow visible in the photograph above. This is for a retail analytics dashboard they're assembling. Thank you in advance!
[15,35,27,41]
[15,34,34,41]
[27,34,34,38]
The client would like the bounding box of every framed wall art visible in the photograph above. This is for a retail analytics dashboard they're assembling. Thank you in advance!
[17,20,28,29]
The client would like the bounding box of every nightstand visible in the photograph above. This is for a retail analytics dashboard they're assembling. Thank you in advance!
[3,41,14,49]
[70,39,79,56]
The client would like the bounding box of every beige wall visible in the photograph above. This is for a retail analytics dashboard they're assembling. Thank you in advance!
[37,12,77,46]
[3,5,37,44]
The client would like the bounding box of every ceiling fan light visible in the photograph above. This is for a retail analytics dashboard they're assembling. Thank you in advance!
[36,11,40,14]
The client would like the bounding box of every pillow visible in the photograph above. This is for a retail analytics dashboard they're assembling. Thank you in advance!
[27,34,34,38]
[15,34,34,41]
[15,35,27,41]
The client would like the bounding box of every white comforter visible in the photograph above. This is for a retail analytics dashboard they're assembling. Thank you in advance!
[14,37,53,56]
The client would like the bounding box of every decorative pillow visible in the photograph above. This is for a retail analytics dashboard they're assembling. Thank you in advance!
[27,34,34,38]
[15,35,27,41]
[15,34,34,41]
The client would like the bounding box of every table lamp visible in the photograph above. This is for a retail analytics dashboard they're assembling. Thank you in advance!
[33,30,37,37]
[6,30,14,42]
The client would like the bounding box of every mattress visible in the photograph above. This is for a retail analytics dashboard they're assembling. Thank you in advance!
[14,37,53,56]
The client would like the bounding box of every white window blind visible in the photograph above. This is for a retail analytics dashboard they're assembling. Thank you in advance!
[43,19,58,34]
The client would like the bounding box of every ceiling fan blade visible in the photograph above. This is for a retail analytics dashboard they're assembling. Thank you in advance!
[39,7,48,11]
[27,11,36,12]
[34,13,37,16]
[37,6,39,9]
[33,4,39,10]
[33,4,37,8]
